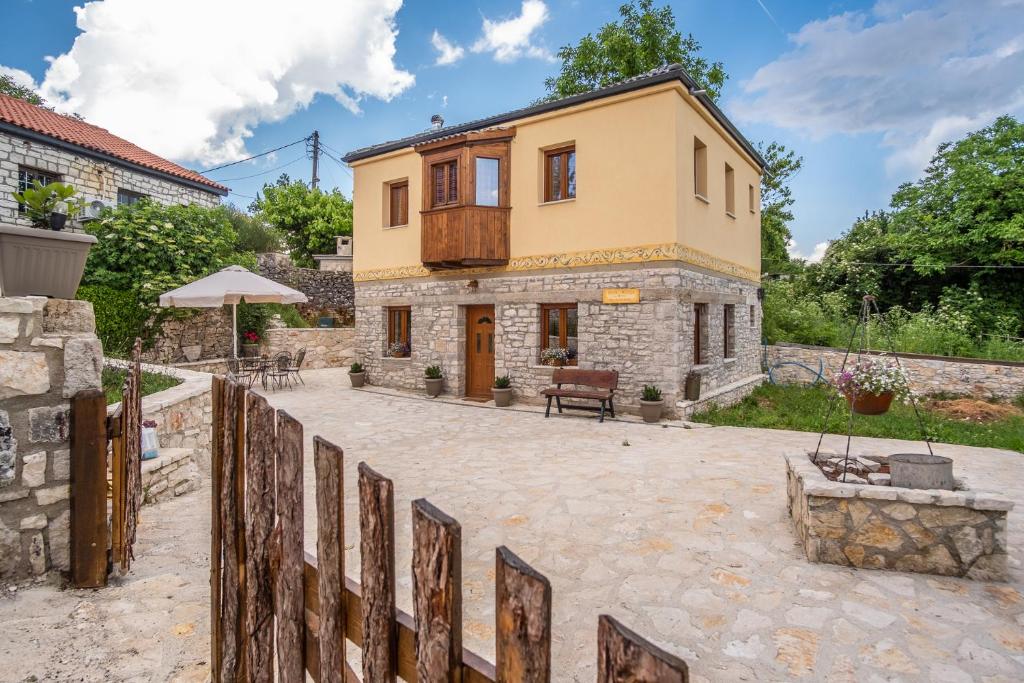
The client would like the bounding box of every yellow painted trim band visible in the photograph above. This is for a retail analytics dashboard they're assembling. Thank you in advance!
[353,242,759,283]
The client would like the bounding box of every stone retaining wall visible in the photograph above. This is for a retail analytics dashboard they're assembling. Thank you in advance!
[258,252,355,325]
[785,453,1013,580]
[141,448,200,504]
[1,297,102,583]
[107,360,214,474]
[142,308,233,365]
[769,343,1024,399]
[260,327,355,369]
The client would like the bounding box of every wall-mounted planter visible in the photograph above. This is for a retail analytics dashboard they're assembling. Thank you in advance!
[0,223,97,299]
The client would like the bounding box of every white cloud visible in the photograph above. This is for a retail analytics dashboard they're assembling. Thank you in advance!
[787,239,829,263]
[731,0,1024,176]
[20,0,414,166]
[0,66,39,91]
[431,30,465,66]
[472,0,552,62]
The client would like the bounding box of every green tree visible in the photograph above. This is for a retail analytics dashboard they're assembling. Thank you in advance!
[221,203,282,254]
[758,141,804,272]
[543,0,727,101]
[250,174,352,267]
[0,74,43,105]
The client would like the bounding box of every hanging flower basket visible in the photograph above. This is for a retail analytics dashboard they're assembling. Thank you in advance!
[833,357,911,417]
[846,391,894,415]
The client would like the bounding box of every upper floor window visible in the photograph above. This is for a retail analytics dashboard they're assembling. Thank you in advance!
[17,167,58,213]
[544,146,575,202]
[540,303,579,365]
[693,138,708,199]
[387,180,408,226]
[117,188,147,206]
[475,157,500,206]
[431,160,458,207]
[749,184,757,213]
[724,163,735,217]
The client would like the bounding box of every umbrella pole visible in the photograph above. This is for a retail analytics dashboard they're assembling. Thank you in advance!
[233,302,238,359]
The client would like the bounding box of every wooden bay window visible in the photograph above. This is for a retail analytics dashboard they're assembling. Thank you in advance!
[540,303,578,365]
[544,145,576,202]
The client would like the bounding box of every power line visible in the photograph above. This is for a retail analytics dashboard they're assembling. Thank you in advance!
[200,136,310,173]
[214,154,307,182]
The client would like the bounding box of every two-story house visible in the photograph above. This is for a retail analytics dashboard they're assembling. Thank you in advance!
[0,93,227,226]
[342,64,764,416]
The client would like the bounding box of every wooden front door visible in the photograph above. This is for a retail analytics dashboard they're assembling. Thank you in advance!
[465,305,495,398]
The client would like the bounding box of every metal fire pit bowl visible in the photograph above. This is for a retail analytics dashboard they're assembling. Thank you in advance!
[889,453,954,490]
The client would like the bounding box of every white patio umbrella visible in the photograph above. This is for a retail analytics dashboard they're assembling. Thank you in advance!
[158,265,307,358]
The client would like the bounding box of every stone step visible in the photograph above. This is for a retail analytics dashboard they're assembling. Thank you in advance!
[141,447,201,504]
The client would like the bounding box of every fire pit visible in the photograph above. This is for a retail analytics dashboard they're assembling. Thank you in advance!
[786,452,1013,580]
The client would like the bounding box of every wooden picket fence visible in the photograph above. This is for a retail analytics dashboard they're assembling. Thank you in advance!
[210,375,689,682]
[70,338,142,588]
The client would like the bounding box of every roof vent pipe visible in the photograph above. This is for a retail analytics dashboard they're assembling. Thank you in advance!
[430,114,444,131]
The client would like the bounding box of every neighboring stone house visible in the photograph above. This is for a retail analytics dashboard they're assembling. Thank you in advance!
[0,93,227,228]
[342,64,764,416]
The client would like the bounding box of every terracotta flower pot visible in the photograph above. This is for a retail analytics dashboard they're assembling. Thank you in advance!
[349,371,366,388]
[492,387,513,407]
[847,391,894,415]
[640,399,664,423]
[425,377,443,397]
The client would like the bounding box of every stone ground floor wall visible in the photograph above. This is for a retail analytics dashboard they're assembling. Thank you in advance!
[354,263,762,416]
[260,327,355,369]
[1,297,102,583]
[768,343,1024,399]
[786,453,1013,580]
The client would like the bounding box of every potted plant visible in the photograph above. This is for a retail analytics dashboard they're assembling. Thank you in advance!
[640,385,665,423]
[12,180,81,231]
[241,330,260,357]
[492,374,513,407]
[834,358,911,415]
[349,361,366,388]
[424,365,444,397]
[388,341,411,358]
[541,347,570,367]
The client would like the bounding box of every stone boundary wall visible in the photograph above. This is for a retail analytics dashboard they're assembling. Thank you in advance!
[172,358,229,375]
[107,359,214,474]
[143,307,233,365]
[1,297,102,583]
[141,448,200,504]
[768,343,1024,399]
[258,252,355,325]
[786,453,1013,580]
[260,327,355,369]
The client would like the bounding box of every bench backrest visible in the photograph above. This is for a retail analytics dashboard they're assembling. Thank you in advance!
[551,368,619,391]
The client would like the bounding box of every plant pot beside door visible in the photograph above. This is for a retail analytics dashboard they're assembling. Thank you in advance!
[0,223,97,298]
[425,365,444,397]
[492,374,513,407]
[640,385,665,423]
[349,362,366,388]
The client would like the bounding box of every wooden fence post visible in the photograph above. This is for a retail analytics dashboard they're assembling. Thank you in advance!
[495,546,551,683]
[245,393,277,682]
[69,388,108,589]
[597,615,688,683]
[314,436,346,683]
[210,376,224,683]
[359,462,398,683]
[276,410,305,683]
[412,499,463,683]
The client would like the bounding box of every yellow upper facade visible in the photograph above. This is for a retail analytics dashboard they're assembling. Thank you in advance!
[347,72,762,283]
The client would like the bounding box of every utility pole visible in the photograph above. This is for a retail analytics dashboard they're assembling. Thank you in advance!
[311,130,320,189]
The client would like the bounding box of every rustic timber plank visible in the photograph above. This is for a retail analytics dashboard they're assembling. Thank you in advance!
[358,462,398,683]
[276,410,305,683]
[412,499,463,683]
[233,383,248,681]
[244,392,276,682]
[69,388,108,589]
[495,546,551,683]
[217,380,243,680]
[210,376,224,683]
[121,337,143,571]
[314,436,346,683]
[597,615,688,683]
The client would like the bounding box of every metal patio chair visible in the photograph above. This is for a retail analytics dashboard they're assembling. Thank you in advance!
[265,352,292,391]
[287,347,307,385]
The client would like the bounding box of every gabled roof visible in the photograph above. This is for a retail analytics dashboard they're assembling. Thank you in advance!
[0,93,229,195]
[342,64,764,169]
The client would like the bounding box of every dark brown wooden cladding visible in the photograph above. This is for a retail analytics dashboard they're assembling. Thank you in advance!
[314,436,347,683]
[412,499,464,683]
[421,205,510,268]
[358,462,398,682]
[245,393,277,682]
[495,546,551,683]
[276,411,306,683]
[597,615,689,682]
[69,388,107,589]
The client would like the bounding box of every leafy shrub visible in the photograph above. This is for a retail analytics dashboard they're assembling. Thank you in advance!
[77,285,151,357]
[350,362,365,374]
[641,385,663,401]
[222,204,283,253]
[494,374,511,389]
[424,365,443,379]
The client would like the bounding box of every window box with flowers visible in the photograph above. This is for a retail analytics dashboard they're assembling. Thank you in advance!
[834,357,912,415]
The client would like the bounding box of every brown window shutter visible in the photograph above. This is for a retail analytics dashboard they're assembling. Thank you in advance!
[433,164,444,206]
[447,161,458,204]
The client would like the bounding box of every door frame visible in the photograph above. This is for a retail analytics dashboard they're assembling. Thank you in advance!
[464,304,495,398]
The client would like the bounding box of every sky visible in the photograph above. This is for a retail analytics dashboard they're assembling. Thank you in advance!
[3,0,1022,263]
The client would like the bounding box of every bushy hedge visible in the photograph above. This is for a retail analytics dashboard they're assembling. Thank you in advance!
[77,284,152,358]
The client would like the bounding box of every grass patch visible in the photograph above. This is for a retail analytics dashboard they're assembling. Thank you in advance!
[692,383,1024,453]
[102,366,182,405]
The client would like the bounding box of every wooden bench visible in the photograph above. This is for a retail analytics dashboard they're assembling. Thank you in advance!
[542,368,619,422]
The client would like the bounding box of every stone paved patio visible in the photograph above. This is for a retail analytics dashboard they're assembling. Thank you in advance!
[1,367,1021,681]
[262,369,1024,682]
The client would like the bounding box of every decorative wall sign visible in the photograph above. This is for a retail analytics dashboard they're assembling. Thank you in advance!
[602,288,641,304]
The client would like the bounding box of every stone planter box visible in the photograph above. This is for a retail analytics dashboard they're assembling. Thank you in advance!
[0,223,97,299]
[785,453,1013,580]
